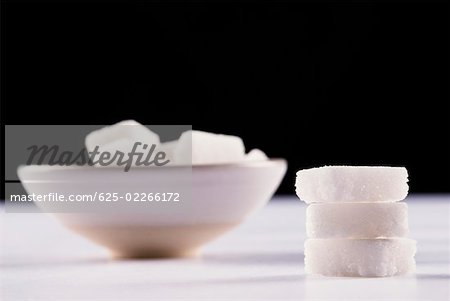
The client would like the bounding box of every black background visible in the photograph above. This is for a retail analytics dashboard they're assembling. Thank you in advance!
[1,0,449,194]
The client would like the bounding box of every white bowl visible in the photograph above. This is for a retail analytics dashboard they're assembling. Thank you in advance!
[18,160,287,258]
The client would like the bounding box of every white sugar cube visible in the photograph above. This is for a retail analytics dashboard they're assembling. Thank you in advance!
[306,203,409,238]
[85,120,161,166]
[245,149,268,161]
[173,130,245,165]
[296,166,409,203]
[86,120,160,151]
[304,238,416,277]
[159,140,177,165]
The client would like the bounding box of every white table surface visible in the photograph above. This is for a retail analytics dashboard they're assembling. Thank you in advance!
[1,195,449,301]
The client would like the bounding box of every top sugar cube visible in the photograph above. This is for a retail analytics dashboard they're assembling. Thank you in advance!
[296,166,409,203]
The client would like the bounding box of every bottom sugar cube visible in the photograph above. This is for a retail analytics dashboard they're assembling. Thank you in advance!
[304,238,416,277]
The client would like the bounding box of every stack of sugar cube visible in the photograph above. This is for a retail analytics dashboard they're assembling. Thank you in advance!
[295,166,416,277]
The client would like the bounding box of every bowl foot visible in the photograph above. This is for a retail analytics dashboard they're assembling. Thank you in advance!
[69,223,237,259]
[111,248,201,259]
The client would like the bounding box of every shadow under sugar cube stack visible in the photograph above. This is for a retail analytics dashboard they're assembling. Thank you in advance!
[295,166,416,277]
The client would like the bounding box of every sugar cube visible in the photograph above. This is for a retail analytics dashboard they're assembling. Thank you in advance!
[306,202,409,238]
[245,149,268,161]
[159,140,177,165]
[296,166,409,203]
[304,238,416,277]
[173,130,245,165]
[85,120,161,167]
[86,120,160,151]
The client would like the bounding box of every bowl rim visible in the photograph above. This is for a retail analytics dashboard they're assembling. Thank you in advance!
[18,158,287,174]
